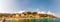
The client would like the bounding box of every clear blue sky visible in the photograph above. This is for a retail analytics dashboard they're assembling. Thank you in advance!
[15,0,60,17]
[0,0,60,17]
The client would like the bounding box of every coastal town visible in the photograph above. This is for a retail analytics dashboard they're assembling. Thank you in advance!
[0,11,56,22]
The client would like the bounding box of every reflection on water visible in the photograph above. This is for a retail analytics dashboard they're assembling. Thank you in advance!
[3,18,60,22]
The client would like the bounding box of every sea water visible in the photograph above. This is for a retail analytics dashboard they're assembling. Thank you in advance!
[6,18,60,22]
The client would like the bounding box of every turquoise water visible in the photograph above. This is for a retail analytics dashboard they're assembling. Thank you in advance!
[6,18,60,22]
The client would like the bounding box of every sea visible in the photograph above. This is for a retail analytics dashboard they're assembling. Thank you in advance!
[5,18,60,22]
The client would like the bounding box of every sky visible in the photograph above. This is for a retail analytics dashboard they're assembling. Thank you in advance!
[0,0,60,17]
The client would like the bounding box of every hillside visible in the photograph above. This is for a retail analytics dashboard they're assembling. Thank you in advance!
[0,11,56,18]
